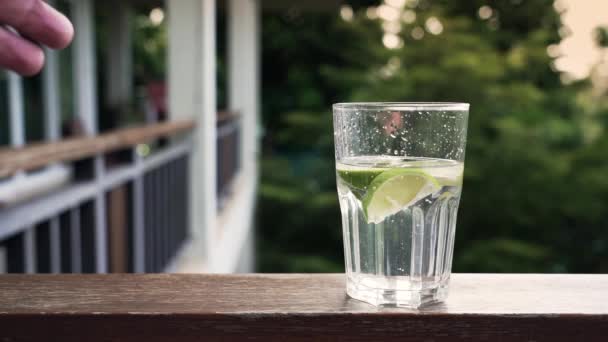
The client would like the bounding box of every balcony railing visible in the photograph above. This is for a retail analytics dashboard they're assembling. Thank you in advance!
[216,111,241,208]
[0,121,194,273]
[0,273,606,340]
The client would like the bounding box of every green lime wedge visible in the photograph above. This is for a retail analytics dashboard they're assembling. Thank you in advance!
[362,169,441,224]
[428,163,464,187]
[337,168,385,196]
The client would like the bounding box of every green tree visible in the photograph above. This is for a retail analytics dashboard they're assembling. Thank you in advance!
[595,26,608,48]
[257,1,608,273]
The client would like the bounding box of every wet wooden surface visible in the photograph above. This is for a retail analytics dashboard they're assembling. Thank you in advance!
[0,274,606,341]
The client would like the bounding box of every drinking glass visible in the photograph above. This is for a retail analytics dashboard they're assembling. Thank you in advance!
[333,102,469,307]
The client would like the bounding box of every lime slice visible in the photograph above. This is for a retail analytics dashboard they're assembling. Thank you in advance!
[427,163,464,187]
[362,169,441,224]
[337,167,385,190]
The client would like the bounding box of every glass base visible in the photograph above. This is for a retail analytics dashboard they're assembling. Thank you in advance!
[346,277,449,308]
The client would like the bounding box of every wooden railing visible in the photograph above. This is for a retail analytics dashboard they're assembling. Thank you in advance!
[216,111,241,204]
[0,120,195,178]
[0,274,606,341]
[0,121,196,274]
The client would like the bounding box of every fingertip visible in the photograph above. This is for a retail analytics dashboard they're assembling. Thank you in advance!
[20,47,45,76]
[0,27,46,76]
[40,1,74,49]
[54,11,74,49]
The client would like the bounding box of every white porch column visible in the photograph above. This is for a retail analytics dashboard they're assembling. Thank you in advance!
[105,0,133,110]
[228,0,260,173]
[167,0,217,263]
[217,0,260,273]
[72,0,99,135]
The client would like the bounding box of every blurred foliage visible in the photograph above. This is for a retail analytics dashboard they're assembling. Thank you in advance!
[596,26,608,48]
[257,0,608,273]
[132,14,167,82]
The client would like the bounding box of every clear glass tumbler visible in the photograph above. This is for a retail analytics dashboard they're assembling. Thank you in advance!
[333,102,469,308]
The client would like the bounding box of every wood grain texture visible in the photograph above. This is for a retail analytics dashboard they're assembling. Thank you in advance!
[0,274,606,341]
[0,120,195,178]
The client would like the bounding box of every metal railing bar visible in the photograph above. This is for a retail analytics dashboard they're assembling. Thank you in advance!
[0,182,96,240]
[0,244,6,274]
[168,160,176,260]
[151,169,160,272]
[143,172,152,272]
[157,167,165,271]
[23,227,36,274]
[70,207,82,273]
[141,139,192,172]
[49,217,61,273]
[165,164,172,265]
[0,140,192,240]
[160,165,168,267]
[93,157,108,273]
[132,152,145,273]
[100,164,137,190]
[180,157,190,243]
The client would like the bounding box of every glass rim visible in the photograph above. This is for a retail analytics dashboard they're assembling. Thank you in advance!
[333,102,470,111]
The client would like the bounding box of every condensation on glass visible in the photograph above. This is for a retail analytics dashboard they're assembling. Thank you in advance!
[333,102,469,308]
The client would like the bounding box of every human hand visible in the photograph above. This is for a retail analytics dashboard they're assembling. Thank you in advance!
[0,0,73,76]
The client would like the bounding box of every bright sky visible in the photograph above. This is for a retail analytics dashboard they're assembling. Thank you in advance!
[556,0,608,80]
